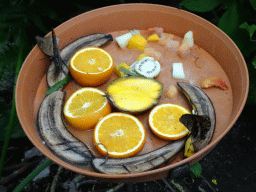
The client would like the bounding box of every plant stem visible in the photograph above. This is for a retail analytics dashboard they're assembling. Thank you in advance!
[161,178,177,192]
[50,166,63,192]
[0,156,44,185]
[0,32,24,180]
[12,158,52,192]
[106,183,124,192]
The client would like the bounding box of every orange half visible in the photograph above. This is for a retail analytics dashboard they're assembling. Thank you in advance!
[94,113,146,158]
[63,87,111,130]
[149,103,190,140]
[70,47,114,86]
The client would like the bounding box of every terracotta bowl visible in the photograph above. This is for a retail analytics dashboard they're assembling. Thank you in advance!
[16,4,249,183]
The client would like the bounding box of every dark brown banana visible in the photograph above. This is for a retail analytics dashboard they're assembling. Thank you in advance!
[92,139,185,174]
[37,90,93,164]
[35,36,60,57]
[36,32,113,87]
[177,82,216,151]
[46,33,113,87]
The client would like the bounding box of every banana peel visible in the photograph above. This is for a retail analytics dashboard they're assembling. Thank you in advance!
[184,136,195,157]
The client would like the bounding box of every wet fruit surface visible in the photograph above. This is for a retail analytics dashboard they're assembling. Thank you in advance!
[70,47,114,86]
[63,88,111,130]
[94,113,146,158]
[149,103,190,140]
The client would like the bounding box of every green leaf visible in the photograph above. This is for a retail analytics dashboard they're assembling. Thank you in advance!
[190,162,202,178]
[120,67,141,77]
[216,0,256,56]
[246,55,256,105]
[45,76,72,96]
[253,55,256,68]
[179,0,225,12]
[218,1,241,38]
[239,22,256,39]
[29,14,48,34]
[249,0,256,11]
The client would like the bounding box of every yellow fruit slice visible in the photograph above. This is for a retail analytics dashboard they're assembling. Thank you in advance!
[94,113,146,158]
[149,103,190,140]
[137,53,148,61]
[114,62,130,77]
[70,47,114,86]
[147,33,159,41]
[63,88,111,130]
[106,77,163,113]
[127,34,147,51]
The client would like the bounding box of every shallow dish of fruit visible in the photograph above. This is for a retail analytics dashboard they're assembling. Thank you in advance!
[16,4,249,182]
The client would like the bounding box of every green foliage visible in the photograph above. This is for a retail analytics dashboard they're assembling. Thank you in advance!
[180,0,256,105]
[0,0,92,140]
[180,0,225,13]
[0,0,63,140]
[46,76,72,96]
[0,0,94,186]
[249,0,256,10]
[190,162,202,178]
[240,22,256,39]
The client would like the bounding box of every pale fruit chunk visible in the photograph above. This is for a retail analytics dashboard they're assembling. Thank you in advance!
[165,40,180,53]
[177,42,191,58]
[143,47,162,61]
[172,63,185,80]
[201,77,229,90]
[182,31,194,47]
[166,85,178,99]
[115,30,140,48]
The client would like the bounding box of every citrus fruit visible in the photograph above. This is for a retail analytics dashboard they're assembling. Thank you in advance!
[63,88,111,130]
[149,103,190,140]
[69,47,114,86]
[94,113,146,158]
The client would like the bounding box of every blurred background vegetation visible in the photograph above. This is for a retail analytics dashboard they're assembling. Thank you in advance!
[0,0,256,190]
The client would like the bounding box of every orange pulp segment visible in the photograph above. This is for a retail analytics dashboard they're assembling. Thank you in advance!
[94,113,146,158]
[149,103,190,140]
[69,47,114,86]
[63,87,111,130]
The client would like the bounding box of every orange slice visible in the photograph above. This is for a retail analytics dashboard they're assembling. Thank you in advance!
[149,103,190,140]
[63,88,111,130]
[94,113,146,158]
[70,47,114,86]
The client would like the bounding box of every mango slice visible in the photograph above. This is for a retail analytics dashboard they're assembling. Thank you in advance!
[106,77,163,113]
